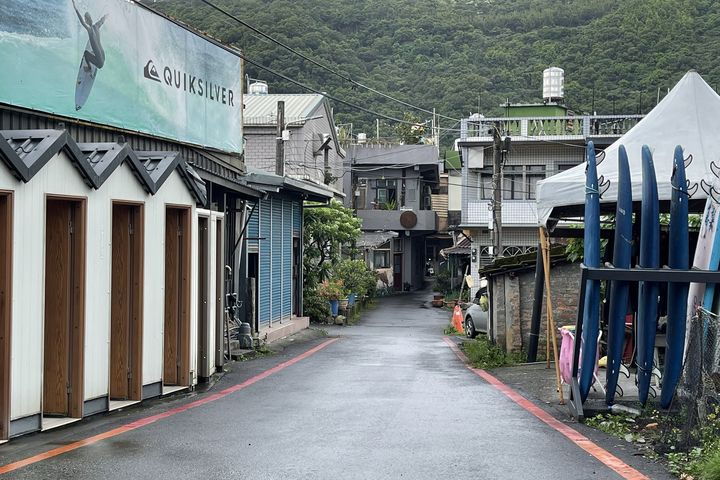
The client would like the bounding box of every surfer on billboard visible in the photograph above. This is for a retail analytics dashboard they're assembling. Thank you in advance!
[71,0,108,110]
[72,0,108,72]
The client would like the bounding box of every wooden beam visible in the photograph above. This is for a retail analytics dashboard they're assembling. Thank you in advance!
[539,227,565,405]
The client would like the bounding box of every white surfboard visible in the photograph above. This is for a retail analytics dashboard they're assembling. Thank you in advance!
[74,40,98,111]
[685,196,720,356]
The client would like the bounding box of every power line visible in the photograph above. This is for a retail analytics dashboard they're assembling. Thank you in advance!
[196,0,460,122]
[240,54,430,127]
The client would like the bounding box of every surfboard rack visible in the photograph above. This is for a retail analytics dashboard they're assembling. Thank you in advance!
[568,264,720,421]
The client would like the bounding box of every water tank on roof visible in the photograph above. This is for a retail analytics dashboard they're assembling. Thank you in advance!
[248,81,268,95]
[543,67,564,102]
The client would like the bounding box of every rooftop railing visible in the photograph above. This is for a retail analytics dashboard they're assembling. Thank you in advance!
[460,114,644,141]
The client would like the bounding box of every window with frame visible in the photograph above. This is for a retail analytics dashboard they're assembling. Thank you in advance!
[375,179,397,208]
[502,166,523,200]
[470,168,493,200]
[526,165,546,200]
[373,240,391,268]
[355,178,368,210]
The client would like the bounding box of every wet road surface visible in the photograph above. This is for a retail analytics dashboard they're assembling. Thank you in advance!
[0,291,672,479]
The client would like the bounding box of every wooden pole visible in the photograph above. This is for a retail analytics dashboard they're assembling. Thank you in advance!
[458,265,469,304]
[539,227,565,404]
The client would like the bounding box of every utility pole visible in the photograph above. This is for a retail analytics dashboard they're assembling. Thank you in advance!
[492,123,503,258]
[276,101,285,176]
[376,119,380,142]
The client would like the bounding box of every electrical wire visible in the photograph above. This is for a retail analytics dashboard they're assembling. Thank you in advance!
[196,0,461,123]
[240,54,432,127]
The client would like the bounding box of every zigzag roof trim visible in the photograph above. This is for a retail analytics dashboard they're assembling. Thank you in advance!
[0,129,206,205]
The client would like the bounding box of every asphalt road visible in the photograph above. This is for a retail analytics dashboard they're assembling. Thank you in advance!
[0,291,672,479]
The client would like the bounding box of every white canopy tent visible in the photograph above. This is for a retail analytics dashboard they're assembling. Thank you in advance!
[536,71,720,226]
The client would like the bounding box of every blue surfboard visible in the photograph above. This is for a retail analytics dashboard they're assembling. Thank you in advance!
[75,40,98,111]
[661,145,689,409]
[605,145,633,405]
[579,141,601,403]
[637,145,660,405]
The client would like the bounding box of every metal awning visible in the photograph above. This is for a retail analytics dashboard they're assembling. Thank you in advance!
[440,237,471,257]
[245,169,335,202]
[357,231,399,249]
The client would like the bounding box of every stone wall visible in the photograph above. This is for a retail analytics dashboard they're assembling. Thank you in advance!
[490,261,580,355]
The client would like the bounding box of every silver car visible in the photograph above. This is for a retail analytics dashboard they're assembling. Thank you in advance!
[463,291,489,338]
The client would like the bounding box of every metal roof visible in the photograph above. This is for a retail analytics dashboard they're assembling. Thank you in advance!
[440,236,471,257]
[243,94,325,126]
[245,168,334,203]
[357,231,399,249]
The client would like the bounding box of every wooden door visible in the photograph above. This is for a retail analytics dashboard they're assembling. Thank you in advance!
[164,207,190,386]
[110,204,143,400]
[393,253,403,291]
[0,194,11,439]
[197,217,209,380]
[44,199,85,418]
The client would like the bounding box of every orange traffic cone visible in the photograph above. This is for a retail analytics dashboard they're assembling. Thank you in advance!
[452,304,464,334]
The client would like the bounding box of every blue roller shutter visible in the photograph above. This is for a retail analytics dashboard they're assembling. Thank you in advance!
[271,197,283,323]
[292,201,301,237]
[247,201,259,252]
[258,198,271,329]
[282,199,293,318]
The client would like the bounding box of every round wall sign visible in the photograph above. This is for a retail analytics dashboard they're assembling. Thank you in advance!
[400,210,417,229]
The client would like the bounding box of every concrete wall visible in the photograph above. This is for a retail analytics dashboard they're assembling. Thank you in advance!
[244,107,343,192]
[490,262,580,354]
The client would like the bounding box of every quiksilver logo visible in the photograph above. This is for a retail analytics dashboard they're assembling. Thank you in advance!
[143,59,235,107]
[144,60,161,82]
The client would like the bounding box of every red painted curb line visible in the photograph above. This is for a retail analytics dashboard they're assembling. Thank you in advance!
[443,336,649,480]
[0,337,339,475]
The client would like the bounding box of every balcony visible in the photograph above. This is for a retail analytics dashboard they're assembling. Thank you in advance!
[460,114,644,143]
[462,200,537,228]
[357,209,438,232]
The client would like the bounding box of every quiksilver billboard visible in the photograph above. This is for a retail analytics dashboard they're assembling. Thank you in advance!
[0,0,242,153]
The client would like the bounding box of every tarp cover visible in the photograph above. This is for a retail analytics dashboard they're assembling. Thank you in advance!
[536,71,720,225]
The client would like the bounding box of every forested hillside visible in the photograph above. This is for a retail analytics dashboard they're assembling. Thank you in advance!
[156,0,720,140]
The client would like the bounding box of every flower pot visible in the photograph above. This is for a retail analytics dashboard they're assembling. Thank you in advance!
[329,299,339,316]
[348,293,357,306]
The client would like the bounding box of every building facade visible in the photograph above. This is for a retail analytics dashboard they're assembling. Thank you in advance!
[456,106,643,296]
[344,144,441,291]
[243,91,345,193]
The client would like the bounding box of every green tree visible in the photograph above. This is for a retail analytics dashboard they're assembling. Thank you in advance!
[303,200,361,288]
[394,112,425,145]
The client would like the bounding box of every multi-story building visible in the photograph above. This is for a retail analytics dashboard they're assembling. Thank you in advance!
[243,87,345,194]
[343,144,442,291]
[456,69,643,296]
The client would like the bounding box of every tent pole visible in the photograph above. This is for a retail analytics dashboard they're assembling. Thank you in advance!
[540,227,565,404]
[527,243,544,362]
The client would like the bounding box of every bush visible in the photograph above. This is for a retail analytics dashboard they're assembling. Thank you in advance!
[701,447,720,480]
[462,337,523,369]
[434,269,451,294]
[304,290,330,323]
[334,259,378,299]
[317,279,346,300]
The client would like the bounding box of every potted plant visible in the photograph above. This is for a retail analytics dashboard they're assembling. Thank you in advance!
[335,259,369,307]
[432,270,450,307]
[317,279,345,316]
